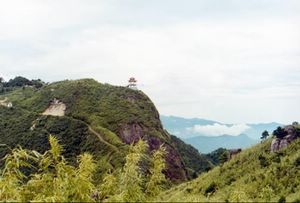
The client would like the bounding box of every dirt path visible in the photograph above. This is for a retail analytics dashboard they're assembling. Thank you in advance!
[87,125,119,153]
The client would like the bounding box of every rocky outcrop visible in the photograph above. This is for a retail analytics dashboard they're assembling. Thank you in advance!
[271,125,299,152]
[147,136,187,182]
[119,123,145,144]
[0,97,12,108]
[119,123,187,181]
[42,98,66,117]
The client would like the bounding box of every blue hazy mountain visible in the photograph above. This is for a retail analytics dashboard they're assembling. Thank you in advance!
[161,115,282,153]
[184,134,257,153]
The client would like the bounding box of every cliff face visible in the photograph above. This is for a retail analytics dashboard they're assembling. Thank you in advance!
[0,79,187,182]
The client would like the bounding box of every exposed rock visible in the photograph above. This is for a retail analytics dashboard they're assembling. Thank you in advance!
[146,136,187,181]
[118,123,187,181]
[119,123,145,144]
[271,138,280,152]
[271,125,298,152]
[0,97,12,108]
[42,98,66,117]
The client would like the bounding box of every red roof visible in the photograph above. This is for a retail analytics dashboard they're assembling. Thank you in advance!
[128,77,137,83]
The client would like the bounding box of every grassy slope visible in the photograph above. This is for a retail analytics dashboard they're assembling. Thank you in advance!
[157,137,300,202]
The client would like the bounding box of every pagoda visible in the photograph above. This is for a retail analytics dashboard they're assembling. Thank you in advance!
[128,77,138,90]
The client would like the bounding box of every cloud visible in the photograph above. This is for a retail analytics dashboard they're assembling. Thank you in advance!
[187,123,251,136]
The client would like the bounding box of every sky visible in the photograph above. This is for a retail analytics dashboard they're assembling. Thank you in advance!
[0,0,300,124]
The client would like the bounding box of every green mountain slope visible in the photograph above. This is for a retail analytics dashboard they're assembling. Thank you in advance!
[157,133,300,202]
[0,78,211,182]
[170,135,214,179]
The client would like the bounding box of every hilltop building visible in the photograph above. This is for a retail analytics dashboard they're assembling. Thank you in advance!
[127,77,138,90]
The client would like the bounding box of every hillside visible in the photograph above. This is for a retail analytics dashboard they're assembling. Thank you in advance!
[157,125,300,202]
[0,78,212,182]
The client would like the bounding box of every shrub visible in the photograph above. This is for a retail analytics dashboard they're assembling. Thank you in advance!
[259,154,270,167]
[204,182,217,196]
[278,196,286,203]
[273,127,287,139]
[294,157,300,167]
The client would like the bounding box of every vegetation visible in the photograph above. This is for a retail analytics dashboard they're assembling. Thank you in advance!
[0,78,204,182]
[206,148,230,165]
[273,127,288,139]
[157,125,300,202]
[170,135,213,178]
[0,76,44,94]
[261,130,270,140]
[0,136,168,202]
[3,77,299,202]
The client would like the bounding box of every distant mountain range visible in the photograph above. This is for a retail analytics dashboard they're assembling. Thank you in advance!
[184,134,257,153]
[161,115,282,153]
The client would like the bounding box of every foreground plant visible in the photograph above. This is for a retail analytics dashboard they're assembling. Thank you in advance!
[0,135,167,202]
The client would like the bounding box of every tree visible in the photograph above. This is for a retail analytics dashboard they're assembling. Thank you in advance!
[261,130,269,140]
[4,76,31,87]
[273,127,287,139]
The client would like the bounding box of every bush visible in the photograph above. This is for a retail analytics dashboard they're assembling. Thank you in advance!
[259,154,270,167]
[294,157,300,167]
[204,182,217,196]
[273,127,287,139]
[278,196,286,203]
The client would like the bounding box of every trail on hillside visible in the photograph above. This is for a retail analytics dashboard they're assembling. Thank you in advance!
[33,111,120,154]
[87,125,120,153]
[62,115,120,153]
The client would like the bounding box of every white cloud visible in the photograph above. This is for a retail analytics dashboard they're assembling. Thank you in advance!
[188,123,251,136]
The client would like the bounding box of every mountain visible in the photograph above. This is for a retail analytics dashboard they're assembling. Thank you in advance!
[160,115,220,137]
[184,134,257,153]
[157,124,300,202]
[161,115,282,152]
[0,78,211,182]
